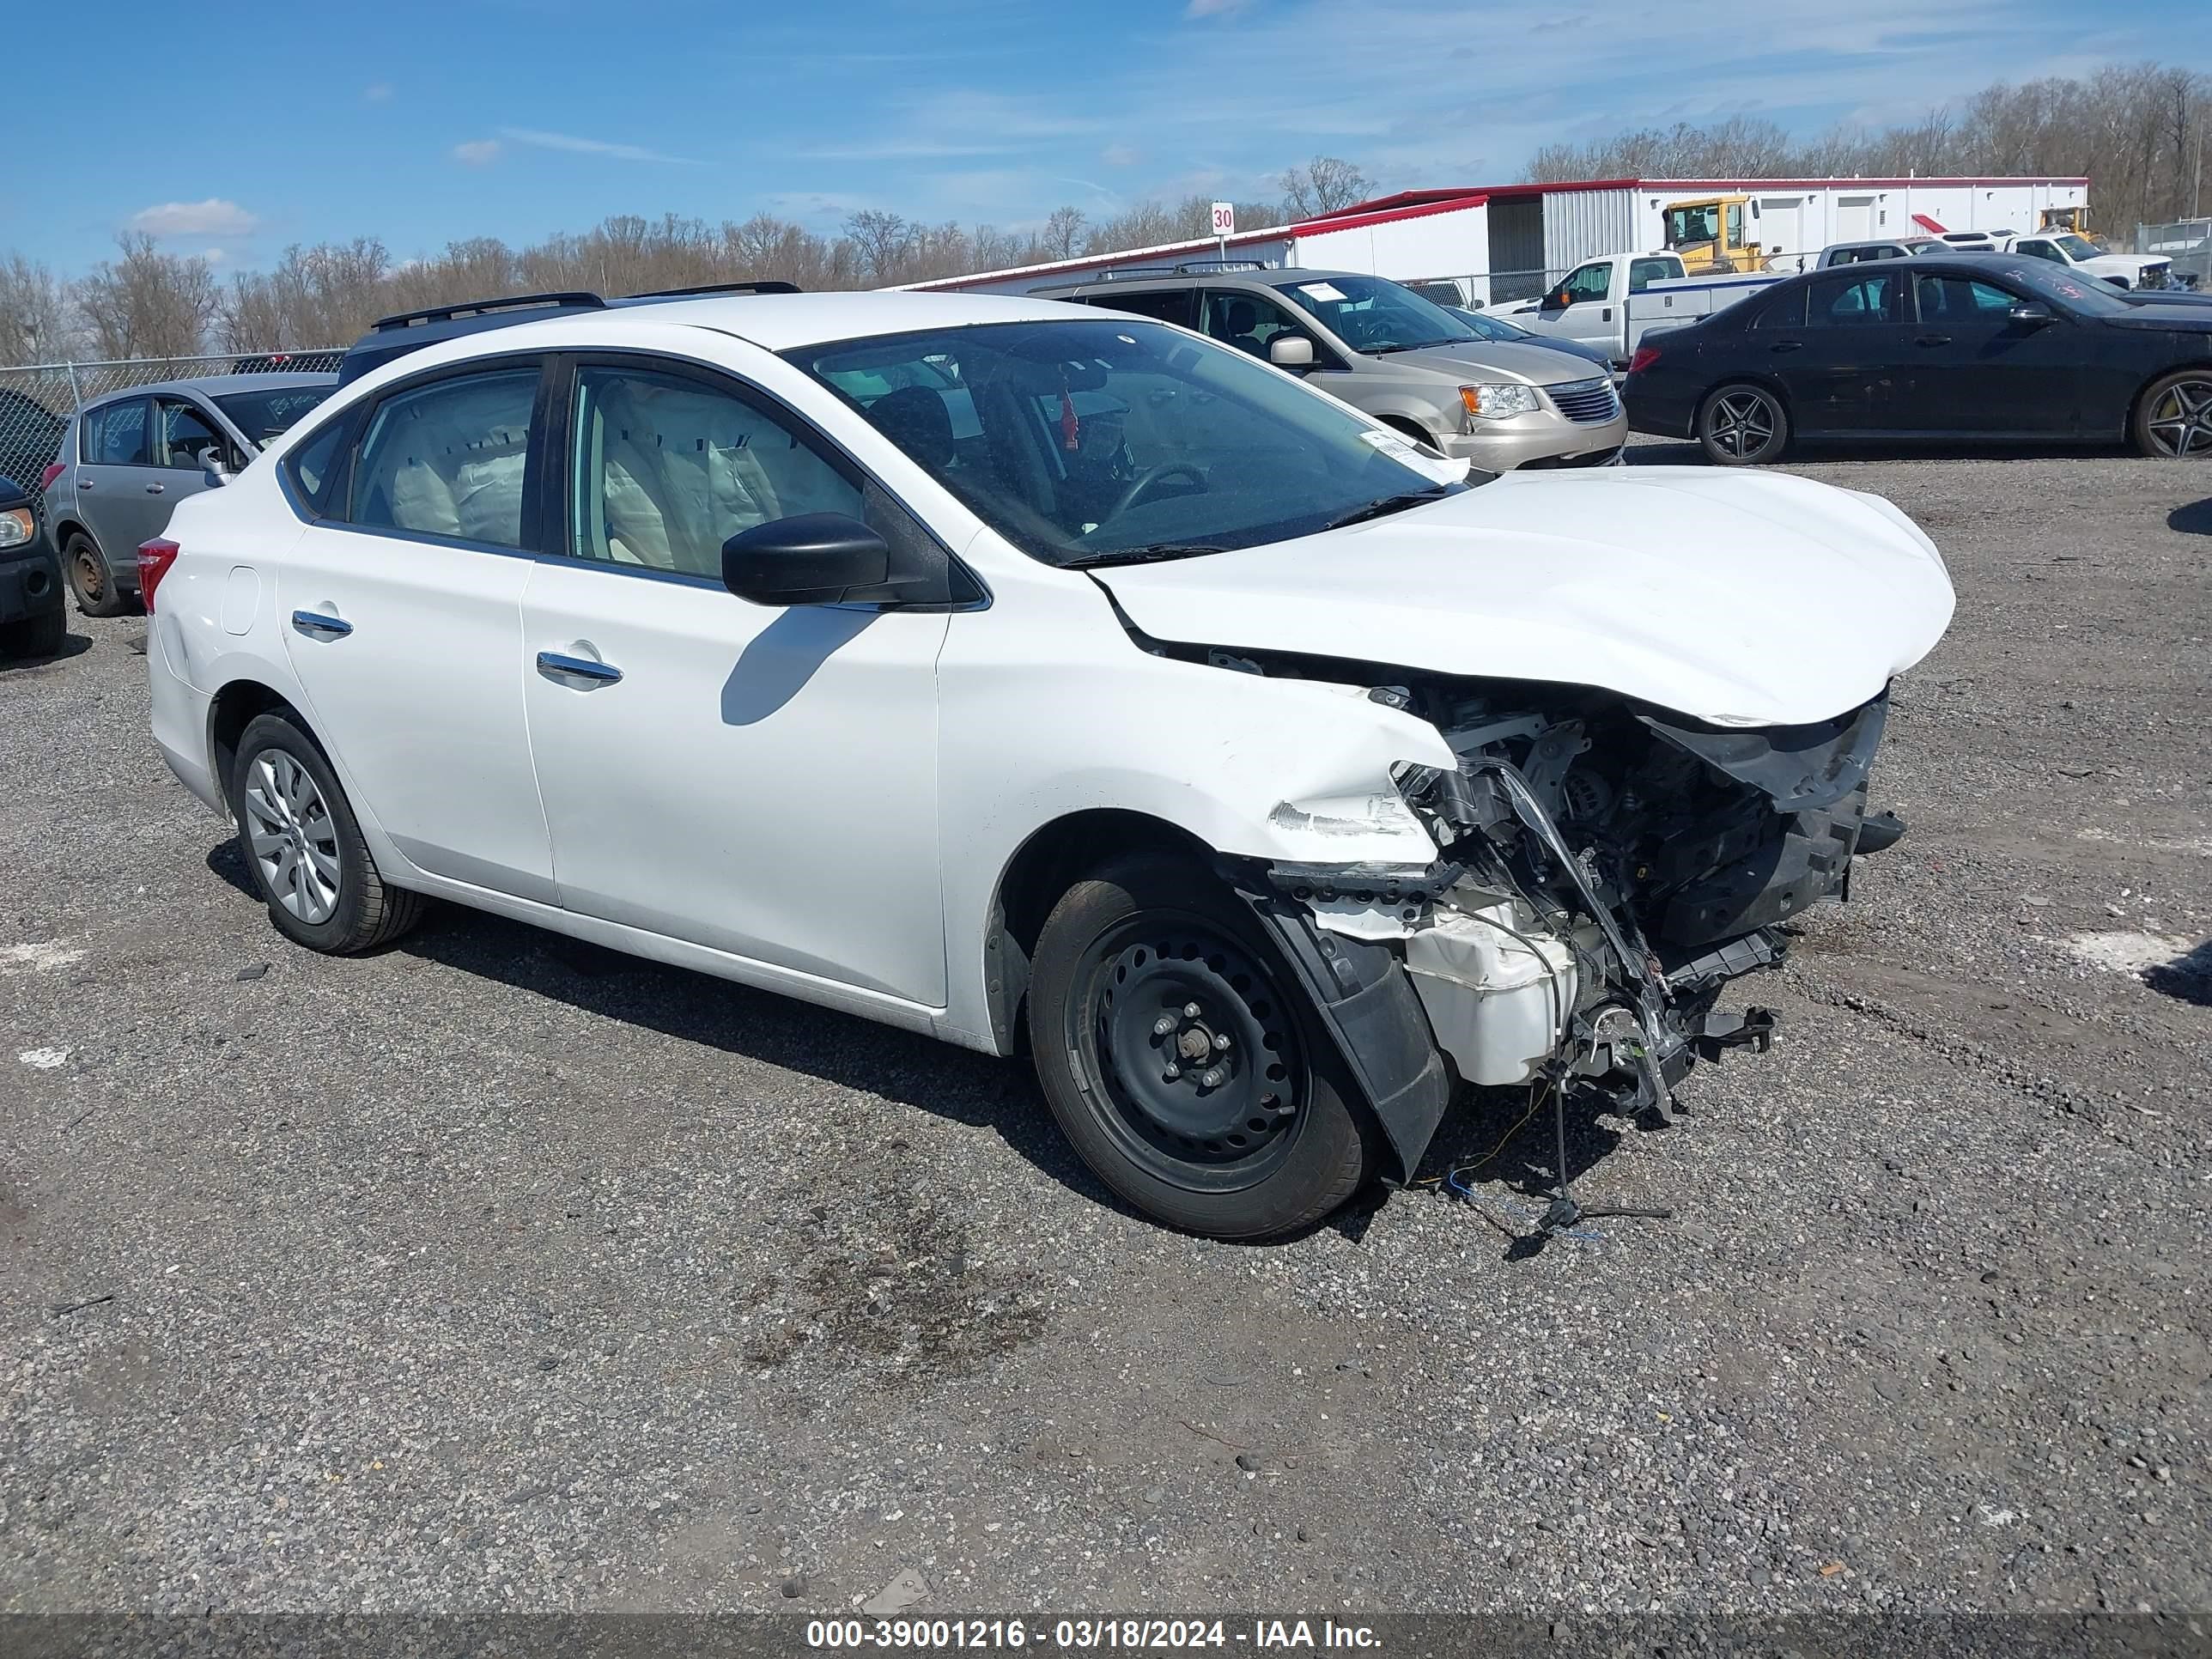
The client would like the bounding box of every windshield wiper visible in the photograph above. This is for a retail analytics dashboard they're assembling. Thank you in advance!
[1321,489,1449,532]
[1065,543,1226,568]
[1366,339,1460,355]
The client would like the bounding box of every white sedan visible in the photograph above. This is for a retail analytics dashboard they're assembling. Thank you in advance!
[144,290,1953,1238]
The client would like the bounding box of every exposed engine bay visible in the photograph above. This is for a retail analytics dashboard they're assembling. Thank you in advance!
[1208,653,1897,1160]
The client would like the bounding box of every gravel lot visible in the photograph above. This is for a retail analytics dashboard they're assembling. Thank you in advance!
[3,442,2207,1622]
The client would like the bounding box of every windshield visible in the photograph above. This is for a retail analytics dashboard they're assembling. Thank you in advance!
[1987,258,2132,316]
[1271,274,1479,354]
[213,386,334,446]
[2051,234,2103,262]
[789,318,1465,568]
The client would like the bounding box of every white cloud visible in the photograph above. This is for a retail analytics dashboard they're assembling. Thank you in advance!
[201,248,226,264]
[497,126,701,165]
[452,139,502,167]
[363,82,393,104]
[127,198,258,239]
[1186,0,1251,15]
[1102,143,1142,167]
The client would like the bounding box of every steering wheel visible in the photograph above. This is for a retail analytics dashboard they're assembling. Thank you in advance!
[1109,461,1206,520]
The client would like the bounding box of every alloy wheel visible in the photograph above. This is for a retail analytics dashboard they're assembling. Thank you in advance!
[1075,915,1307,1188]
[1707,390,1779,459]
[2145,377,2212,458]
[242,749,343,924]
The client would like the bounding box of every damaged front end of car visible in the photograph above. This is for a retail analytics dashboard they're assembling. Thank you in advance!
[1224,676,1894,1182]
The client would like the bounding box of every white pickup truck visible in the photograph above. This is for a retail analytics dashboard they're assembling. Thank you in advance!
[2000,231,2172,290]
[1506,252,1784,368]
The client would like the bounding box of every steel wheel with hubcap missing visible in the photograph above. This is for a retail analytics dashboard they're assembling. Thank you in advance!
[1698,384,1790,465]
[242,748,343,924]
[64,532,127,617]
[1029,854,1371,1238]
[2136,371,2212,459]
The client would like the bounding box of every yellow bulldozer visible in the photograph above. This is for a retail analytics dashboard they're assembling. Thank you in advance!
[1660,196,1761,273]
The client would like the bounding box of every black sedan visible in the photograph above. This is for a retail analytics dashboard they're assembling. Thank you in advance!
[1624,254,2212,464]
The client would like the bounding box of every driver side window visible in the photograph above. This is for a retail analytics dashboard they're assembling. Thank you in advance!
[1198,291,1306,359]
[569,366,861,577]
[1562,263,1610,304]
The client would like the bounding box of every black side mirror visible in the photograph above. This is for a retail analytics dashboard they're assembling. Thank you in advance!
[1540,288,1571,311]
[721,513,891,606]
[2007,301,2054,325]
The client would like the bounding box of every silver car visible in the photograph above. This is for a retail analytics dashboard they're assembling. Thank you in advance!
[42,371,332,616]
[1059,266,1626,471]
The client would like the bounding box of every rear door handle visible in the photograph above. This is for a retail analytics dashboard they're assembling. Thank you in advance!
[1916,334,1952,346]
[77,478,93,489]
[146,482,165,495]
[1769,341,1803,353]
[537,651,622,685]
[290,610,352,638]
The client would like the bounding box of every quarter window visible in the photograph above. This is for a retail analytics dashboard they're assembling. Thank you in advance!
[84,398,150,466]
[286,418,347,506]
[568,367,861,578]
[346,368,538,547]
[1748,287,1808,330]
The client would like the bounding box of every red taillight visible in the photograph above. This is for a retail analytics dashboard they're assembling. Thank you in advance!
[1627,344,1662,375]
[137,539,180,611]
[39,462,64,492]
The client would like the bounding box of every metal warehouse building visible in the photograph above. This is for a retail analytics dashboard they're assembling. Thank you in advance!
[912,175,2092,305]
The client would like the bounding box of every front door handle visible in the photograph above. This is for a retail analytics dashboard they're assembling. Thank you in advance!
[146,482,165,495]
[77,478,94,489]
[537,651,623,685]
[1769,340,1803,353]
[1916,333,1952,347]
[290,610,353,639]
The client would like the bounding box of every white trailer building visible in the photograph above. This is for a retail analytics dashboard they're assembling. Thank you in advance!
[911,174,2091,305]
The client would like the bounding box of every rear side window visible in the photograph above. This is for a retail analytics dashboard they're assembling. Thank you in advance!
[1088,289,1194,328]
[84,398,150,466]
[344,368,538,548]
[1805,274,1903,326]
[1748,288,1807,330]
[1627,258,1675,293]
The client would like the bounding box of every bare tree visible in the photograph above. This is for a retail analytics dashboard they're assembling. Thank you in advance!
[75,234,220,359]
[1042,206,1088,261]
[1279,156,1373,218]
[845,210,915,282]
[0,254,77,362]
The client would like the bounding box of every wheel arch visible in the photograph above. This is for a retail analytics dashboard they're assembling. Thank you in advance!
[982,808,1216,1054]
[207,678,309,799]
[1698,373,1795,422]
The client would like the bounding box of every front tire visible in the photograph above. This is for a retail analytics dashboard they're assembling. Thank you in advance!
[228,710,426,954]
[1697,382,1790,465]
[2134,370,2212,459]
[1028,854,1372,1238]
[64,532,128,617]
[0,609,66,658]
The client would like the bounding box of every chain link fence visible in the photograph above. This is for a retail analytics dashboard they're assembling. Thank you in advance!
[2136,221,2211,290]
[0,349,343,521]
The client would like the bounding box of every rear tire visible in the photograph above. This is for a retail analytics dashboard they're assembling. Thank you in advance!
[0,609,65,659]
[1697,382,1790,465]
[228,710,426,954]
[2133,370,2212,459]
[1028,853,1372,1238]
[64,532,128,617]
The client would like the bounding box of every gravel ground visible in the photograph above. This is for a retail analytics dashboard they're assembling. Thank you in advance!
[2,443,2207,1621]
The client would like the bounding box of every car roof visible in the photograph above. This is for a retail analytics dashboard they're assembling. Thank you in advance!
[82,370,333,410]
[1066,266,1373,294]
[331,292,1107,390]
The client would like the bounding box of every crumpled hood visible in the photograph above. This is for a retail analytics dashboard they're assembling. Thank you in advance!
[1091,466,1955,728]
[1389,339,1609,387]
